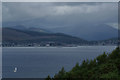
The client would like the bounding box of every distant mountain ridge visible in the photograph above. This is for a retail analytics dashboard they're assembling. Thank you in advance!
[49,24,118,41]
[3,19,118,40]
[5,25,51,33]
[2,25,119,46]
[3,27,88,45]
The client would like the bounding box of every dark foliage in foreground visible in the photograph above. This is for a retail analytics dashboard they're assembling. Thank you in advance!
[46,47,120,80]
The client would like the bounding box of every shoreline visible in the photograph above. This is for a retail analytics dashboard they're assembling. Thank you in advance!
[2,46,117,48]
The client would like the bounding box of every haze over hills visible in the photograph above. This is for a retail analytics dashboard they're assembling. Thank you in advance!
[2,25,118,47]
[3,22,118,41]
[4,25,51,33]
[49,24,118,41]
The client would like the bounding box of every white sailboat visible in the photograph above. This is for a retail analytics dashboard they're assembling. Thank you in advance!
[14,67,17,72]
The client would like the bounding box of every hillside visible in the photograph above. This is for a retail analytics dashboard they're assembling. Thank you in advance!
[2,25,118,46]
[50,24,118,41]
[3,22,118,41]
[2,28,87,45]
[46,47,120,80]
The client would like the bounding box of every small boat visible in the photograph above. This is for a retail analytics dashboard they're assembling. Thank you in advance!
[14,67,17,72]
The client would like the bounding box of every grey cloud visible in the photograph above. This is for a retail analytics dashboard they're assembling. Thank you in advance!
[2,2,118,30]
[2,0,119,2]
[0,2,1,13]
[3,2,118,21]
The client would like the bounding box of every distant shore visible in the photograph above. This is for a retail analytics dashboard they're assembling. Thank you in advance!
[2,46,117,48]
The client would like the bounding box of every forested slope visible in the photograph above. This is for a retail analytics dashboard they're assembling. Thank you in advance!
[46,47,120,80]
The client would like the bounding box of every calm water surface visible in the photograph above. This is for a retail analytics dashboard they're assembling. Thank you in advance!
[2,46,116,78]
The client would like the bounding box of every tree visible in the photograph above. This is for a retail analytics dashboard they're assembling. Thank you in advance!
[54,67,66,78]
[49,47,120,79]
[96,52,107,64]
[71,62,80,71]
[45,75,52,80]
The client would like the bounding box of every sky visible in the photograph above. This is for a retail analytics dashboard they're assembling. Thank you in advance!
[0,2,2,23]
[2,2,118,28]
[2,0,119,2]
[0,2,1,38]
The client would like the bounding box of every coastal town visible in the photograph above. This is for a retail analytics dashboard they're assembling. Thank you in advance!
[1,39,119,47]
